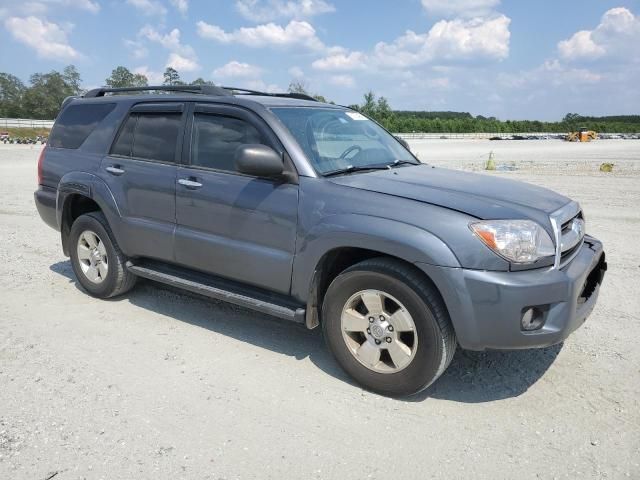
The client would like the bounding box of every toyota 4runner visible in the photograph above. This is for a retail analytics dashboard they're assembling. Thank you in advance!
[34,85,607,396]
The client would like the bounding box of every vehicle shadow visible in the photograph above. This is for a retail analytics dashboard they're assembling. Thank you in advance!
[50,260,562,404]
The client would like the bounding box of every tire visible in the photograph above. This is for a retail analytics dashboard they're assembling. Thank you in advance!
[69,212,137,298]
[322,258,456,396]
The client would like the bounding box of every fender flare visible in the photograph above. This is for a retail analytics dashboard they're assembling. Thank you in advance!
[291,213,460,303]
[57,172,122,255]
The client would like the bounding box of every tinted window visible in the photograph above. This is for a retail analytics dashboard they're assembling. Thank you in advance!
[111,115,136,157]
[49,103,116,149]
[110,112,182,162]
[132,113,182,163]
[191,114,265,172]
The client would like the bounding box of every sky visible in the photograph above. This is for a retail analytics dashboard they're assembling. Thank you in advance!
[1,0,639,120]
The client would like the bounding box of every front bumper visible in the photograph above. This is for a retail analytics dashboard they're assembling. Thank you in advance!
[418,235,606,351]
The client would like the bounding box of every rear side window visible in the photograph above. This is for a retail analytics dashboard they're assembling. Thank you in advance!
[111,115,136,157]
[111,112,182,163]
[191,113,265,172]
[49,103,116,149]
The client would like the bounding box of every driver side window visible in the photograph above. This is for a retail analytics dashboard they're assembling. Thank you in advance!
[191,113,266,172]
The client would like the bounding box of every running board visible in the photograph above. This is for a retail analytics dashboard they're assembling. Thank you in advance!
[126,261,306,324]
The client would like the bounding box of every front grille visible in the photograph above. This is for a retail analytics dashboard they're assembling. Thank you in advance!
[559,212,585,265]
[550,202,584,268]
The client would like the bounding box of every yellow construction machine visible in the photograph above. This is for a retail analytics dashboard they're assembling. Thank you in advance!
[565,127,597,142]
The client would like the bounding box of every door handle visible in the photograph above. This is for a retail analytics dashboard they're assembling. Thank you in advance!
[106,165,125,176]
[178,178,203,189]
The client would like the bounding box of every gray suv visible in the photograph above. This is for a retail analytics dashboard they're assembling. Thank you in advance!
[34,85,607,396]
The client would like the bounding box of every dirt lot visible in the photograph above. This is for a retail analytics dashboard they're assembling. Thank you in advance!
[1,141,639,479]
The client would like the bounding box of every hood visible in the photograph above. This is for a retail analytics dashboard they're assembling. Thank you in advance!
[329,164,570,229]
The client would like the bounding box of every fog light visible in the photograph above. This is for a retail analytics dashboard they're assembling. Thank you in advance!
[521,307,545,331]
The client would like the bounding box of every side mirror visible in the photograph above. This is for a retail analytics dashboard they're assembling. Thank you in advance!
[235,144,284,177]
[395,135,411,151]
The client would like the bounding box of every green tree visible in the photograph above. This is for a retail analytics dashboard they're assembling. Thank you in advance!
[375,96,393,123]
[0,73,26,117]
[62,65,83,95]
[288,80,309,95]
[191,78,215,86]
[21,65,83,119]
[105,66,148,88]
[360,91,377,118]
[288,80,330,102]
[163,67,182,86]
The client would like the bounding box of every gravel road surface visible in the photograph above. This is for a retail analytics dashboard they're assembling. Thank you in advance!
[1,141,639,479]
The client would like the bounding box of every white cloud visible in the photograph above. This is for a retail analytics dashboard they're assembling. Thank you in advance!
[243,79,282,93]
[197,20,325,51]
[140,26,182,51]
[328,74,355,87]
[0,0,99,15]
[558,31,605,60]
[421,0,500,18]
[235,0,334,22]
[126,0,167,16]
[166,53,199,72]
[498,59,601,91]
[140,26,200,72]
[170,0,188,14]
[558,7,640,62]
[313,15,511,71]
[213,61,263,78]
[312,51,366,70]
[4,16,81,60]
[133,66,164,84]
[124,39,148,59]
[421,15,511,61]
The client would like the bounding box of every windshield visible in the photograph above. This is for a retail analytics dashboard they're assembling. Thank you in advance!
[270,107,417,175]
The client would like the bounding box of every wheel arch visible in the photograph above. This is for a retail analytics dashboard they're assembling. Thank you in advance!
[292,216,460,328]
[57,172,122,256]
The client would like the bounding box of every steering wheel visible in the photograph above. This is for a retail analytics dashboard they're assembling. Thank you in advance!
[339,145,362,160]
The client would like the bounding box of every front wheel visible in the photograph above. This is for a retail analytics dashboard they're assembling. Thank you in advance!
[322,258,456,396]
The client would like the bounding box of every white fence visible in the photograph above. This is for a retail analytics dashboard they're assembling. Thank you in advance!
[394,132,564,139]
[0,118,55,129]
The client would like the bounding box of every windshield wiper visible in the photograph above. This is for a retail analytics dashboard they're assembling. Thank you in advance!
[323,165,391,177]
[388,159,420,168]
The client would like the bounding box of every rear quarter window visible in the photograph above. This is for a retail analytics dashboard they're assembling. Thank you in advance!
[49,103,116,149]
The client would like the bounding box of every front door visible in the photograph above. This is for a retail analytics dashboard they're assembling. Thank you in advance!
[99,102,185,261]
[174,104,298,294]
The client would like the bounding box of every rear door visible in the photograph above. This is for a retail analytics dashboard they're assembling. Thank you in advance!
[99,102,185,261]
[174,103,299,294]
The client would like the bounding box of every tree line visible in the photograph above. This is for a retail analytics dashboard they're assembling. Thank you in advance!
[0,65,213,120]
[1,65,639,133]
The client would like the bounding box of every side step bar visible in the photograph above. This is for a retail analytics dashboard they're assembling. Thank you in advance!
[126,261,306,324]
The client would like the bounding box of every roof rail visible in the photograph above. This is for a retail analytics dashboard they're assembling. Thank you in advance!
[83,85,232,98]
[222,86,318,102]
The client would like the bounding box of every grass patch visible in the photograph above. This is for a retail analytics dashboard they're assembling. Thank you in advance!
[1,127,50,138]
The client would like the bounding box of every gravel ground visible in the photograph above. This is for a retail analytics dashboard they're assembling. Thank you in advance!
[1,141,639,480]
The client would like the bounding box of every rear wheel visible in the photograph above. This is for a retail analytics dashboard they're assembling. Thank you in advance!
[322,258,456,396]
[69,212,136,298]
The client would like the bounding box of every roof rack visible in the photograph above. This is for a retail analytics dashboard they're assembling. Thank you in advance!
[222,86,318,102]
[83,85,232,98]
[81,84,319,102]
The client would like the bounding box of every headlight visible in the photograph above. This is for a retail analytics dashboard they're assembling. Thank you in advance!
[470,220,555,264]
